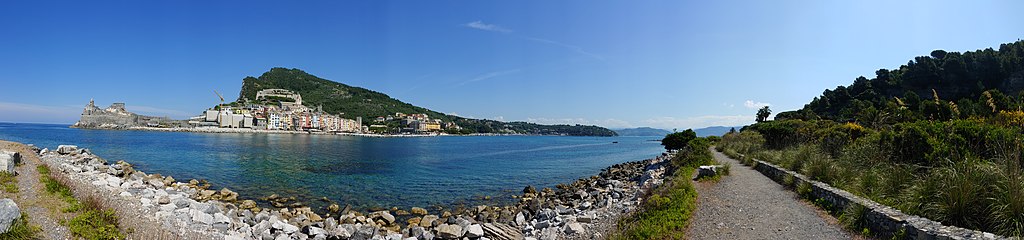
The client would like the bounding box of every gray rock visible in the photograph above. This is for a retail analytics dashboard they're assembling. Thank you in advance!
[435,224,463,239]
[514,212,526,226]
[191,210,214,225]
[308,226,327,236]
[695,165,721,179]
[564,222,585,235]
[331,225,352,239]
[386,233,403,240]
[465,224,484,238]
[555,206,572,215]
[353,225,375,240]
[408,226,426,238]
[0,151,17,174]
[56,145,78,155]
[0,199,20,233]
[537,208,556,220]
[369,210,395,224]
[578,213,594,223]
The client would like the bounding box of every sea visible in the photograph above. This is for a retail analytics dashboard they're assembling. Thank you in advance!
[0,122,664,210]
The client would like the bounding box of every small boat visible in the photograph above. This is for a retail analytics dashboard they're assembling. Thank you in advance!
[612,141,619,144]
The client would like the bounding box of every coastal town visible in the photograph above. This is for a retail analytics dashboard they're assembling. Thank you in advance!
[73,89,462,135]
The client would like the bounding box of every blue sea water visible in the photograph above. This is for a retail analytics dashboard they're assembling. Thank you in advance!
[0,122,663,210]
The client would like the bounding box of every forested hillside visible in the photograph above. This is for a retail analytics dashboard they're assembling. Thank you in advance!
[238,68,617,136]
[778,40,1024,123]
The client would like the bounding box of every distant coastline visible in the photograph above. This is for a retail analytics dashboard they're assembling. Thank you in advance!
[70,125,554,138]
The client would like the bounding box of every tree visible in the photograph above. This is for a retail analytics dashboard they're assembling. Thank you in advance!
[661,129,696,151]
[756,106,772,122]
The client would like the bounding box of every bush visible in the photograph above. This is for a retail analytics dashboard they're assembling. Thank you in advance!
[671,138,714,168]
[661,129,697,151]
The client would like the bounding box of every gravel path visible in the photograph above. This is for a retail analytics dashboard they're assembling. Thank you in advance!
[686,149,853,240]
[1,141,72,239]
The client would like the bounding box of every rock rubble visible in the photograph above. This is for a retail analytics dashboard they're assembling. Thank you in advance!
[37,144,674,239]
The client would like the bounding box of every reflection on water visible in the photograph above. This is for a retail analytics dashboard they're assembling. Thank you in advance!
[0,122,663,210]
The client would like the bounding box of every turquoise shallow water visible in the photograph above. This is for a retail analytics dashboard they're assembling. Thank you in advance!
[0,122,663,210]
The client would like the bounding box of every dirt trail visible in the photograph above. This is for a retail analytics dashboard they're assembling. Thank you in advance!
[685,149,853,239]
[1,140,72,239]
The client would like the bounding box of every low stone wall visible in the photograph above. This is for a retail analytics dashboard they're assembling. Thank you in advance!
[746,156,1005,240]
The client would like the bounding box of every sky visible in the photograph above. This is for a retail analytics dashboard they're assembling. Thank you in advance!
[1,1,1022,130]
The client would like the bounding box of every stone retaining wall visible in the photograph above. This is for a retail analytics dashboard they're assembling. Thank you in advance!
[746,156,1005,240]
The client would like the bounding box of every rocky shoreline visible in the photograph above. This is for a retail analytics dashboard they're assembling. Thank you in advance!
[32,143,673,240]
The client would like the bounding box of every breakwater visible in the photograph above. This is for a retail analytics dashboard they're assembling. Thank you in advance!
[33,143,673,239]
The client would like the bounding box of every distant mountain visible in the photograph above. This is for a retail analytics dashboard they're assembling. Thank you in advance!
[237,68,617,136]
[694,126,740,137]
[613,127,671,136]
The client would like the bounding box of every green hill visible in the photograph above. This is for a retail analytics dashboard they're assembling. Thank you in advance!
[237,68,617,136]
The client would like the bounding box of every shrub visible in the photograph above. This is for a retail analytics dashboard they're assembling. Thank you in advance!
[929,161,998,230]
[661,129,697,151]
[839,204,869,233]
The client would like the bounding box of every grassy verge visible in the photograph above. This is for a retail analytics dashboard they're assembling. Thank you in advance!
[611,138,714,239]
[719,120,1024,237]
[37,164,125,240]
[0,172,17,193]
[0,213,41,240]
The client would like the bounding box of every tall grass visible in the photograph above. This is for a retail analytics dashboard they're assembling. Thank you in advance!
[717,128,1024,236]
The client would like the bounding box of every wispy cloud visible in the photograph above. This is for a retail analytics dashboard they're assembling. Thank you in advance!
[461,20,604,60]
[522,37,605,60]
[744,100,771,109]
[456,69,521,86]
[463,20,512,33]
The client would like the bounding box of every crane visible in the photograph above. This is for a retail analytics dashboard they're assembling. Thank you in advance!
[213,90,227,125]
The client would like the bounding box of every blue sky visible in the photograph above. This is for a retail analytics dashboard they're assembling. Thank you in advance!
[1,1,1022,129]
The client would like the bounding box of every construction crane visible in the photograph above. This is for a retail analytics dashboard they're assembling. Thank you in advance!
[213,90,225,109]
[213,90,227,125]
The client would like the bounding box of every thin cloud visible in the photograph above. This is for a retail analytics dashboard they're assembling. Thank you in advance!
[456,69,521,86]
[522,37,605,60]
[744,100,771,109]
[462,20,603,60]
[463,20,512,33]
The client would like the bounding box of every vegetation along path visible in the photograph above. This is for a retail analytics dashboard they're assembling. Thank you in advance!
[1,140,71,239]
[685,149,852,239]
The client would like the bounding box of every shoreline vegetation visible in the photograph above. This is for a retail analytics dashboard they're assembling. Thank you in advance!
[713,40,1024,237]
[12,140,675,239]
